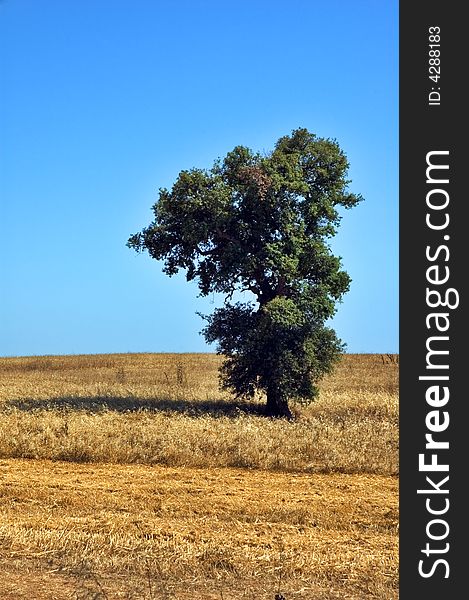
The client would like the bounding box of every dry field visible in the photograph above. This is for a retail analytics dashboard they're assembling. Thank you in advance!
[0,353,398,599]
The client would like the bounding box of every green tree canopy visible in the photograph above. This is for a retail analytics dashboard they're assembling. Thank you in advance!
[128,128,363,417]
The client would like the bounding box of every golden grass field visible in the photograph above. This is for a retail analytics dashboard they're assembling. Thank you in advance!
[0,353,398,599]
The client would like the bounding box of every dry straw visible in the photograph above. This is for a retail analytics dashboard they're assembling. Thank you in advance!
[0,353,398,475]
[0,353,398,599]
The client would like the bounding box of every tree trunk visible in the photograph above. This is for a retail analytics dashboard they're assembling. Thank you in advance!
[265,387,293,419]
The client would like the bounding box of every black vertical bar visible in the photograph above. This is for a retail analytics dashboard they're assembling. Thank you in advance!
[400,2,466,597]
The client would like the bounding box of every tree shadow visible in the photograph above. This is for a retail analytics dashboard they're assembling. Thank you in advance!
[5,395,266,418]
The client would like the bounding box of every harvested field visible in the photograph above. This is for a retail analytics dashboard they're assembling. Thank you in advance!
[0,353,398,598]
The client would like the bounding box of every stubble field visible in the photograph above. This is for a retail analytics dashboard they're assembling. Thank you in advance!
[0,353,398,599]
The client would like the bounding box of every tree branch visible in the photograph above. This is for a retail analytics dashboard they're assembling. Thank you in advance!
[215,227,239,245]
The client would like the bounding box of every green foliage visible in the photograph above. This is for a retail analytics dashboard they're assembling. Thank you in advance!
[128,128,363,416]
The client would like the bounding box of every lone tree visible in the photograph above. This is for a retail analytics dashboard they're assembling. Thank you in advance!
[128,128,362,418]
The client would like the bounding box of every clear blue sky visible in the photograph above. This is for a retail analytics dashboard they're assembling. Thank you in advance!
[0,0,398,357]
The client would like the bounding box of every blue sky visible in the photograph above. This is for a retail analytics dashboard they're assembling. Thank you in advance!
[0,0,398,357]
